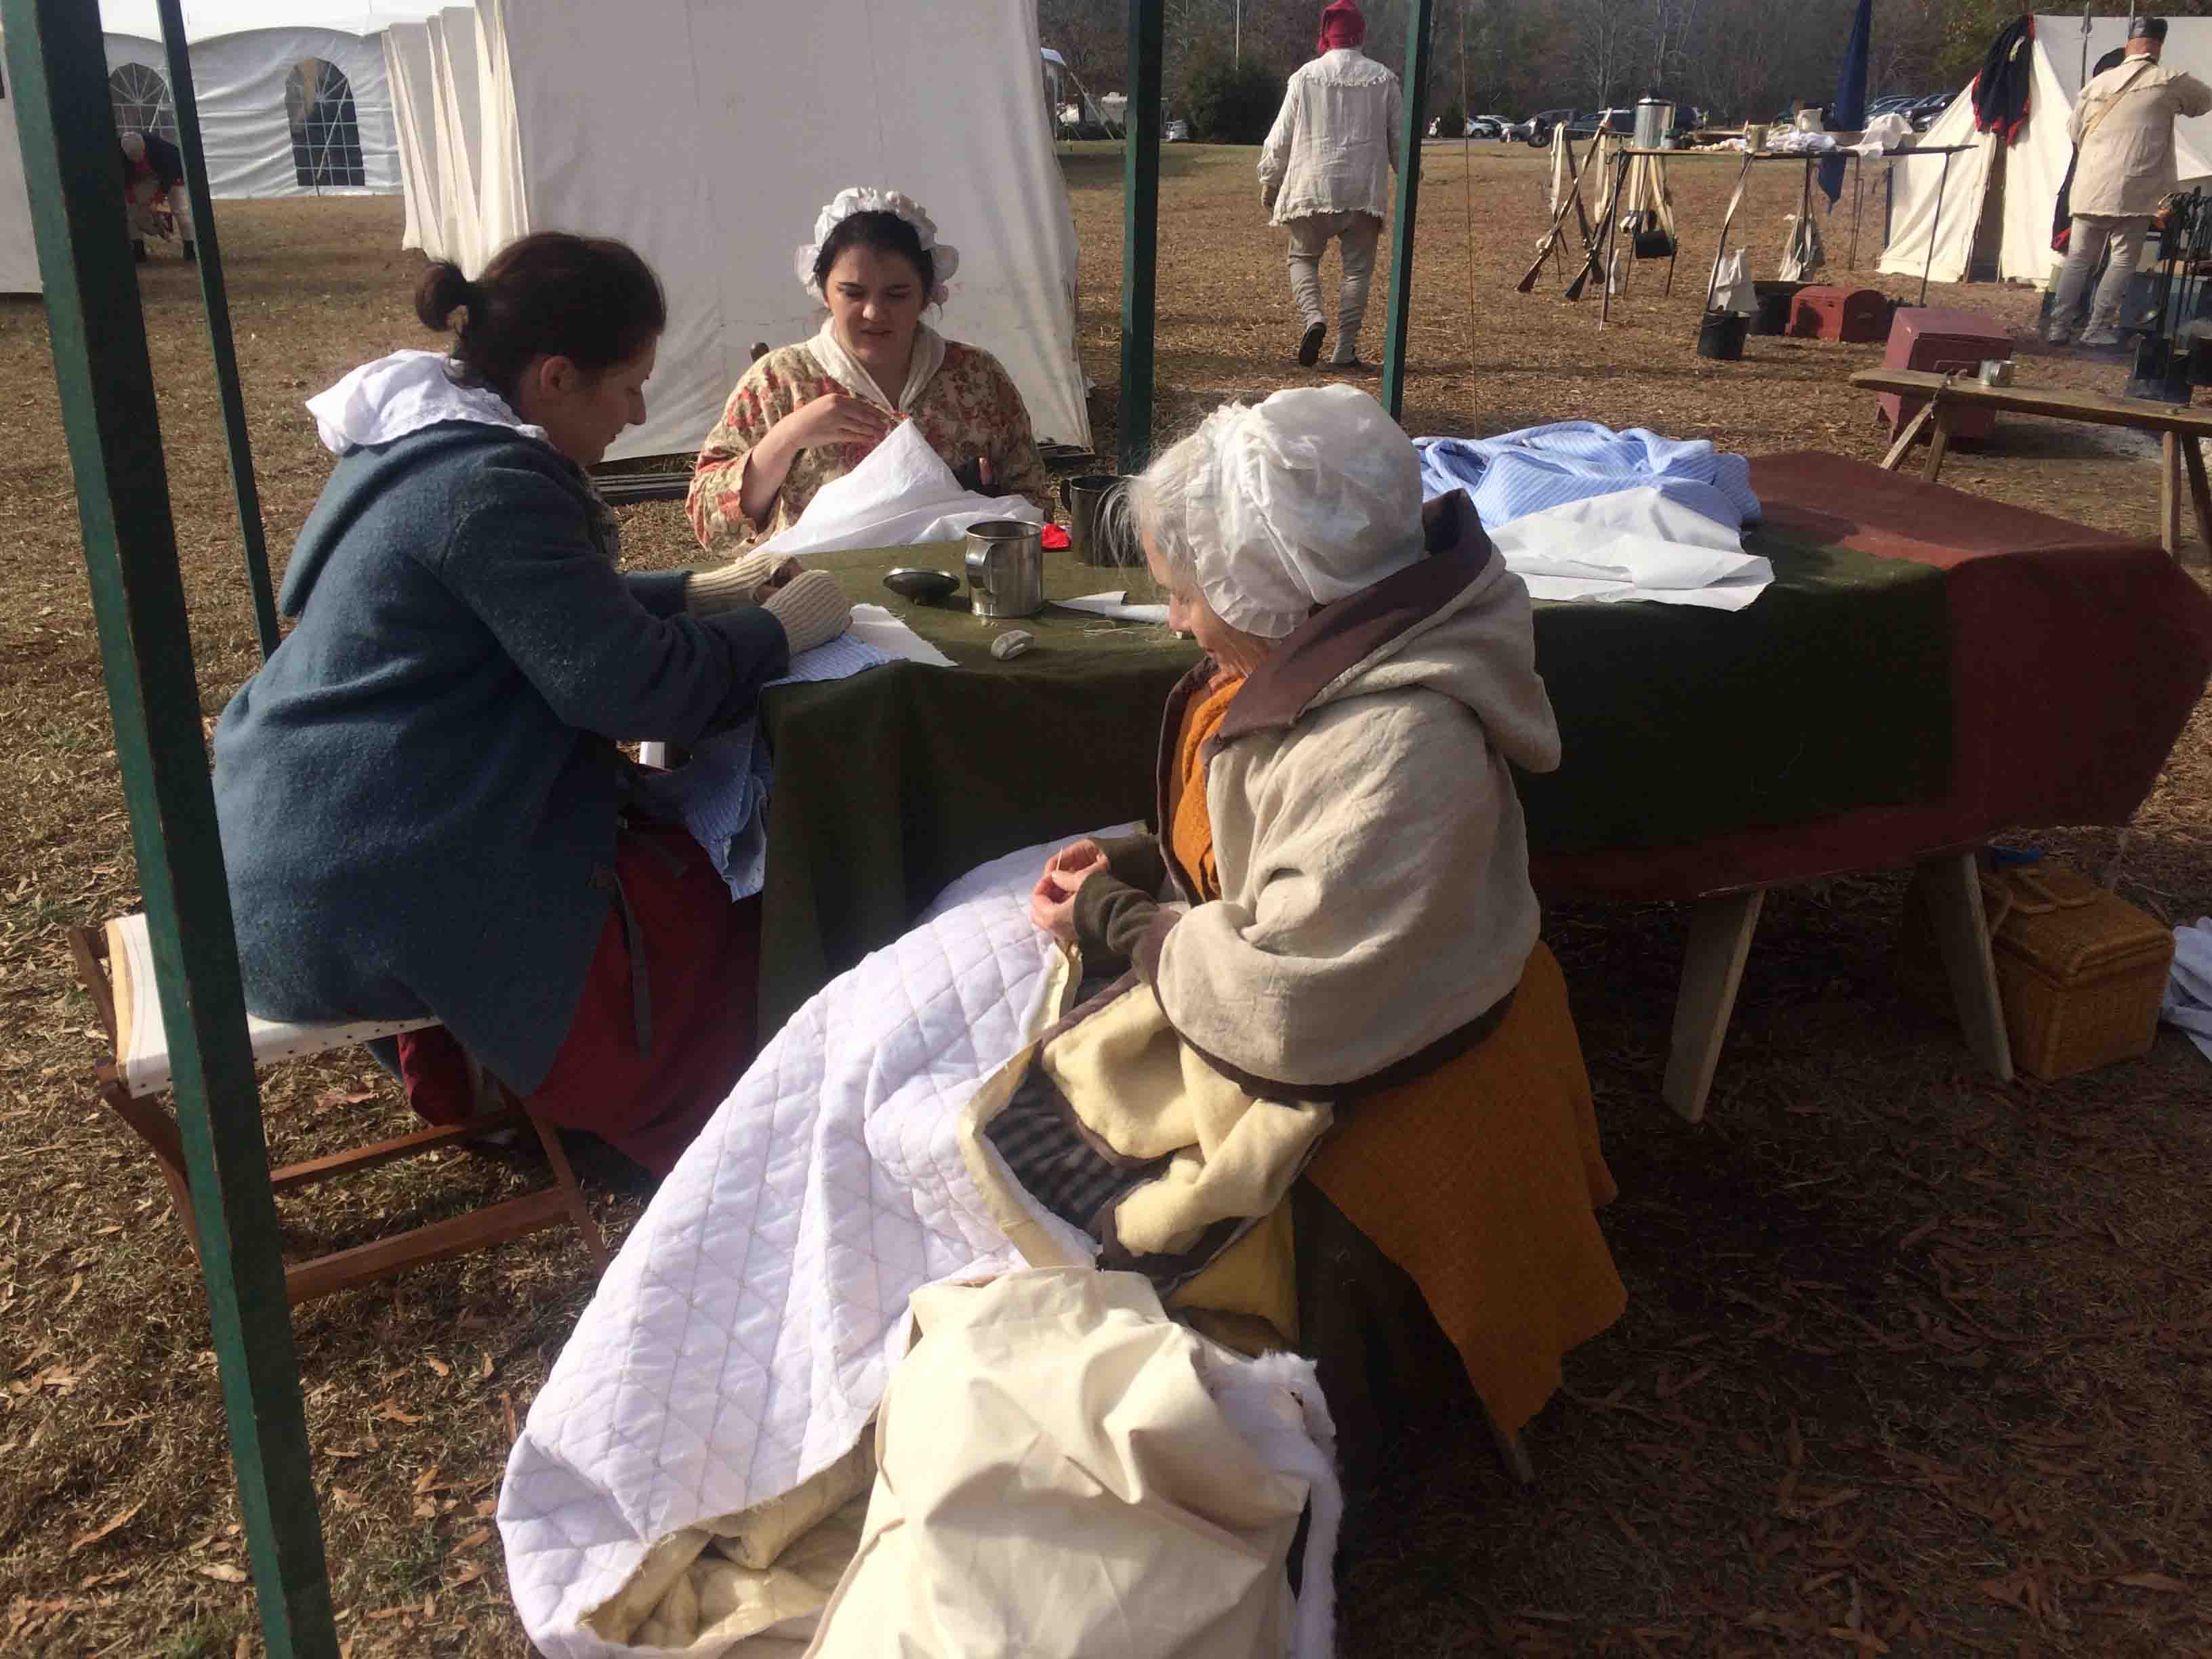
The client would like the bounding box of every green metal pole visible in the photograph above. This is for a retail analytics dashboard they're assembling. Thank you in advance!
[1118,0,1163,475]
[1380,0,1437,422]
[155,0,278,661]
[2,3,336,1655]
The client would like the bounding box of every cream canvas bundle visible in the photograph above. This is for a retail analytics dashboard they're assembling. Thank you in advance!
[579,1271,1341,1659]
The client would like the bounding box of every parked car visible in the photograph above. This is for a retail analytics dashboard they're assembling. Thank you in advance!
[1164,116,1191,142]
[1465,115,1507,140]
[1515,107,1576,145]
[1907,92,1952,130]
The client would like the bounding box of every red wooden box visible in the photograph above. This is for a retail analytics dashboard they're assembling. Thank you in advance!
[1879,307,2013,438]
[1788,285,1893,344]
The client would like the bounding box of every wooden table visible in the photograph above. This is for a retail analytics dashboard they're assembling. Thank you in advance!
[1853,367,2212,558]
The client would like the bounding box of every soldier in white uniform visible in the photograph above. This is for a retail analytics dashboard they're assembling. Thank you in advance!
[1257,1,1401,372]
[2047,16,2212,346]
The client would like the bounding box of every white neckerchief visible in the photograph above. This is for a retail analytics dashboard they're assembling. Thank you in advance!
[810,318,947,413]
[305,349,549,455]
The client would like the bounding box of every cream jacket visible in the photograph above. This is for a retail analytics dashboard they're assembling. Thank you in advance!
[1258,47,1403,226]
[2068,56,2212,218]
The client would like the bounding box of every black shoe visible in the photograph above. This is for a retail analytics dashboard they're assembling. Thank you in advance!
[181,239,197,262]
[133,240,148,265]
[1298,321,1326,367]
[1328,358,1378,377]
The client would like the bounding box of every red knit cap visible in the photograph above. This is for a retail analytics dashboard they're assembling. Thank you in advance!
[1317,0,1366,52]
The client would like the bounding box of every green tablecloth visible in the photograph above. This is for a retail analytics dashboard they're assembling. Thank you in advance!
[755,533,1946,1031]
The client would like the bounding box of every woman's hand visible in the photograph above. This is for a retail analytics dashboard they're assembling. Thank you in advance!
[1029,851,1103,945]
[776,392,899,453]
[1044,838,1107,882]
[952,455,998,494]
[740,394,900,527]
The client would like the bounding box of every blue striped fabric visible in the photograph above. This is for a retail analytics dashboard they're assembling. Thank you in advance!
[1414,422,1761,534]
[638,633,893,899]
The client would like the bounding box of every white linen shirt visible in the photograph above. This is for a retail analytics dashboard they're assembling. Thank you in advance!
[1258,48,1402,226]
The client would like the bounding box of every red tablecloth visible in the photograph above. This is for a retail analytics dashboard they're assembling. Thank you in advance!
[1530,452,2212,900]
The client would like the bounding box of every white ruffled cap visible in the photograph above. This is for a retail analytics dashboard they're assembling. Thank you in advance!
[794,186,962,304]
[1183,385,1427,640]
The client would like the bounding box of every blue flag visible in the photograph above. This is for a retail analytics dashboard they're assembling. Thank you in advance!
[1821,0,1872,205]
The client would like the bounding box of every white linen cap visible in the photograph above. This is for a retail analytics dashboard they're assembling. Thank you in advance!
[1183,385,1426,639]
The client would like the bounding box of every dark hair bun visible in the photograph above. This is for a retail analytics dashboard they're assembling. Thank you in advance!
[414,260,476,331]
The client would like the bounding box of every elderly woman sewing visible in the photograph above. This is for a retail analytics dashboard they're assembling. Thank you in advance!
[684,188,1053,560]
[1015,385,1625,1439]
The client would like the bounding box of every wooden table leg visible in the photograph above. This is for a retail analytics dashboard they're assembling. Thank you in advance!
[2161,431,2184,557]
[1881,401,1936,471]
[1662,888,1765,1124]
[1918,853,2013,1082]
[1920,403,1953,483]
[2183,434,2212,560]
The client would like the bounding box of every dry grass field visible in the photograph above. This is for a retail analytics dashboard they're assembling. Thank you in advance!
[2,140,2209,1656]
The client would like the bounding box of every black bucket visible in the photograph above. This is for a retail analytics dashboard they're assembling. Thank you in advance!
[1061,473,1132,565]
[2126,340,2193,404]
[1698,310,1750,361]
[1749,281,1803,337]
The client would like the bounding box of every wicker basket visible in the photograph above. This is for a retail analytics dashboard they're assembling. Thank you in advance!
[1898,861,2175,1081]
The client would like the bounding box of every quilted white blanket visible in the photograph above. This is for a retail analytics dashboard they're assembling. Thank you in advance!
[499,833,1114,1658]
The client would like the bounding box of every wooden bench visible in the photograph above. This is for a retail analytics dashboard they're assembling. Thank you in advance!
[70,915,608,1305]
[1851,367,2212,558]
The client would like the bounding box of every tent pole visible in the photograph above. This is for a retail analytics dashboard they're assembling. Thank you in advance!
[154,0,278,660]
[1380,0,1437,422]
[1118,0,1164,475]
[1921,150,1952,306]
[1,4,337,1656]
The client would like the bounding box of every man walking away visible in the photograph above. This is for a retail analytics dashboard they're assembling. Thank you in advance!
[1258,1,1401,372]
[2047,16,2210,347]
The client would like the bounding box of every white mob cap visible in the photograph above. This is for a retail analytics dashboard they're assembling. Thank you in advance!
[1185,384,1425,639]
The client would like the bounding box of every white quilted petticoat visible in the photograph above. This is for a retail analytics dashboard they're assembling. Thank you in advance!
[498,832,1118,1657]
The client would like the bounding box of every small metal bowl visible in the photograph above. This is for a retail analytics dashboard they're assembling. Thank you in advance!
[882,567,960,602]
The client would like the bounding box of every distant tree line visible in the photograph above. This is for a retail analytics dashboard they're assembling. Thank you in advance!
[1038,0,2212,130]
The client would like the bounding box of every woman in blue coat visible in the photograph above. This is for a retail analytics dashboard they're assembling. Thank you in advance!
[214,232,848,1172]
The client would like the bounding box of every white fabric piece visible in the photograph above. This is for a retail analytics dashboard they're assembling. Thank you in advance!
[305,348,548,455]
[1054,590,1172,625]
[1184,385,1425,640]
[809,319,947,415]
[792,186,961,304]
[1859,111,1913,150]
[1257,47,1402,225]
[101,7,435,200]
[0,60,43,294]
[499,830,1128,1659]
[383,20,441,255]
[846,603,956,668]
[1767,129,1838,154]
[2163,918,2212,1063]
[1879,18,2212,289]
[106,912,435,1098]
[465,0,1090,461]
[1488,487,1774,611]
[753,419,1040,560]
[1711,249,1753,314]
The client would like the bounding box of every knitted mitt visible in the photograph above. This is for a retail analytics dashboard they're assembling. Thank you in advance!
[761,569,853,655]
[685,548,793,615]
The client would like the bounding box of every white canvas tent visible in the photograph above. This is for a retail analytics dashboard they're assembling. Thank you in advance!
[425,5,480,267]
[445,0,1089,462]
[383,18,438,249]
[98,0,443,199]
[2,27,42,294]
[1881,15,2212,288]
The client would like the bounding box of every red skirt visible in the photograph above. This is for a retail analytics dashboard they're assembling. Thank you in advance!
[398,821,761,1175]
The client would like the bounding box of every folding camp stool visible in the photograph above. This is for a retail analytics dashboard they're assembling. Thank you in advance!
[69,914,608,1305]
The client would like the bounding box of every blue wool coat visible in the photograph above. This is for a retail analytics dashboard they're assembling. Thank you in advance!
[212,422,789,1092]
